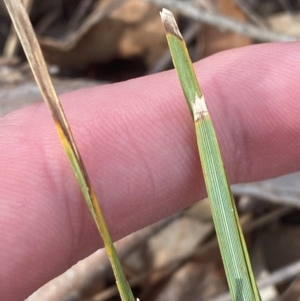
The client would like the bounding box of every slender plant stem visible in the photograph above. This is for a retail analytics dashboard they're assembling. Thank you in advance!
[161,8,261,301]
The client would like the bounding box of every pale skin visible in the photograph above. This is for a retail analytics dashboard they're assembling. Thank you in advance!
[1,43,300,300]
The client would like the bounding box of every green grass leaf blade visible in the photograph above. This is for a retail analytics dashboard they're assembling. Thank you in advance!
[3,1,135,301]
[160,9,261,301]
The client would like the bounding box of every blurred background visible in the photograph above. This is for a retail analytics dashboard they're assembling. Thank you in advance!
[1,0,300,300]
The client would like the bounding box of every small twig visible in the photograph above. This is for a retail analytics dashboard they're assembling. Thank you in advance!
[232,0,268,28]
[232,185,300,209]
[277,0,294,14]
[3,0,34,57]
[209,259,300,301]
[39,0,127,50]
[243,207,292,232]
[66,0,95,34]
[145,0,297,42]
